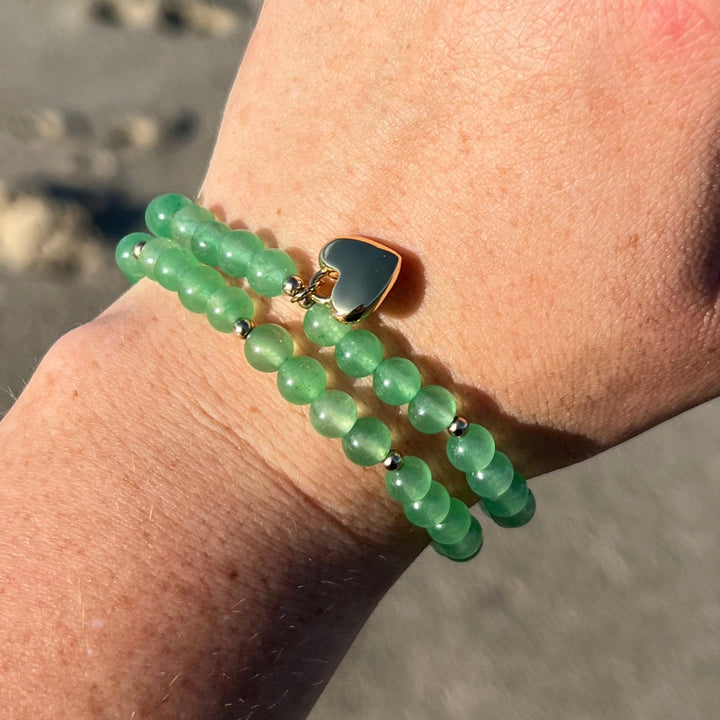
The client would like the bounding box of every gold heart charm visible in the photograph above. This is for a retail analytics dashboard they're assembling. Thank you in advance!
[318,237,402,323]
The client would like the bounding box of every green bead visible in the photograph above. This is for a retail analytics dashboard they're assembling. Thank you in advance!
[483,472,529,518]
[466,450,514,499]
[334,329,383,378]
[155,247,198,291]
[309,390,358,438]
[342,417,392,467]
[191,220,230,266]
[206,286,254,332]
[373,357,422,406]
[428,497,472,545]
[433,516,484,561]
[170,204,215,247]
[177,265,226,313]
[247,248,297,297]
[217,230,265,278]
[244,324,294,372]
[277,356,327,405]
[446,423,495,473]
[404,481,451,529]
[385,455,432,504]
[145,193,193,238]
[490,490,536,528]
[139,237,175,280]
[408,385,457,434]
[115,231,150,282]
[303,303,350,346]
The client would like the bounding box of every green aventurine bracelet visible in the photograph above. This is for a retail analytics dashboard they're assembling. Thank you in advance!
[115,193,535,562]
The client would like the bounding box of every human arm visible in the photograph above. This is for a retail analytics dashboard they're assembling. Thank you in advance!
[3,1,720,717]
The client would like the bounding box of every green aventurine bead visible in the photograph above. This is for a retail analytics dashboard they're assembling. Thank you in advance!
[139,237,175,280]
[170,204,215,247]
[277,356,326,405]
[491,490,536,528]
[217,230,265,278]
[433,516,484,561]
[115,231,150,282]
[385,455,432,504]
[428,497,472,545]
[309,390,358,438]
[446,423,495,473]
[404,481,451,529]
[466,450,514,499]
[206,286,254,332]
[244,324,294,372]
[373,357,422,406]
[191,221,230,266]
[247,248,297,297]
[334,329,383,378]
[483,472,529,518]
[303,303,350,346]
[145,193,193,238]
[408,385,457,434]
[155,247,198,291]
[342,417,392,466]
[177,265,226,313]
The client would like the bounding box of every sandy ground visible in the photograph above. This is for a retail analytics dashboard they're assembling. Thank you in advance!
[2,2,720,718]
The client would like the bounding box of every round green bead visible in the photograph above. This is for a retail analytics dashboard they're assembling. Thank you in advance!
[404,481,451,529]
[277,356,327,405]
[309,389,358,437]
[139,237,175,280]
[115,231,150,282]
[428,497,472,545]
[483,471,529,518]
[385,456,432,504]
[342,417,392,467]
[490,489,536,528]
[206,286,254,332]
[433,516,484,561]
[334,329,383,378]
[177,265,226,314]
[191,220,230,266]
[303,303,350,346]
[244,323,294,372]
[170,204,215,247]
[373,357,422,406]
[154,247,198,291]
[145,193,193,238]
[247,248,297,297]
[446,423,495,473]
[466,450,514,499]
[408,385,457,434]
[217,230,265,278]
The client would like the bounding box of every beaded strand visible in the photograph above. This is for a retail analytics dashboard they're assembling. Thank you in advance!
[116,193,536,561]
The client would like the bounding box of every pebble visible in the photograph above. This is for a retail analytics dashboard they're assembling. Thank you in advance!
[0,190,103,274]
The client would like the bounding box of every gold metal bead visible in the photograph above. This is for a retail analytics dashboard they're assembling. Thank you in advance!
[233,318,255,339]
[282,275,306,298]
[383,449,404,471]
[448,416,469,437]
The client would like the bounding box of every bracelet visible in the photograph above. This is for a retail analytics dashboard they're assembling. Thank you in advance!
[115,193,535,561]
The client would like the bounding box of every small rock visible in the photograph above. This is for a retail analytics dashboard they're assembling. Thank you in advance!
[108,115,160,150]
[32,109,68,142]
[171,1,239,37]
[0,192,102,274]
[91,0,162,31]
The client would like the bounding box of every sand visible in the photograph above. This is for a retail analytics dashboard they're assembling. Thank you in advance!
[2,2,719,718]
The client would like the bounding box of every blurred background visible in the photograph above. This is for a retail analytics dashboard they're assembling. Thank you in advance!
[2,2,719,718]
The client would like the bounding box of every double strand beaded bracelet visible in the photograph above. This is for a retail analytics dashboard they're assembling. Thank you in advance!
[115,193,535,562]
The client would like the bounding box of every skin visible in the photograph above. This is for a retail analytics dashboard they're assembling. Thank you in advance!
[2,1,720,717]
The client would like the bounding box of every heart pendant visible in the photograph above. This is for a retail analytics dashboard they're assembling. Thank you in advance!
[318,237,402,323]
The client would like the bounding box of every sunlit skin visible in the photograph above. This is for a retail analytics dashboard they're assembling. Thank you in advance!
[2,1,720,717]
